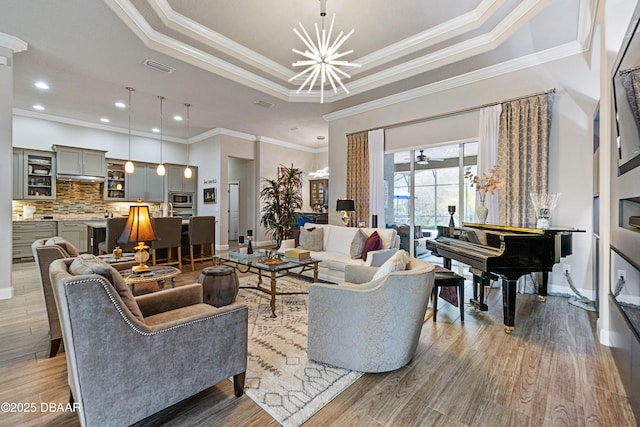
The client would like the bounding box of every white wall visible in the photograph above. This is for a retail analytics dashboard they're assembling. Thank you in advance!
[1,46,14,299]
[327,52,600,300]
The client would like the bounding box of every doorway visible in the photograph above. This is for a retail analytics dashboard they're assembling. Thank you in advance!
[228,182,239,242]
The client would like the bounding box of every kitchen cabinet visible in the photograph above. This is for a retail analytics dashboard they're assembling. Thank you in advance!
[12,221,57,260]
[58,221,88,253]
[13,149,24,199]
[167,164,197,193]
[128,163,164,202]
[24,150,56,200]
[53,145,106,177]
[105,160,127,200]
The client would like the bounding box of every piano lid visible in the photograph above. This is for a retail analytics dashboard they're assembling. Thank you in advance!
[462,222,584,234]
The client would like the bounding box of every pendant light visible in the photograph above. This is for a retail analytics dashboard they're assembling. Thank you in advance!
[124,87,135,173]
[183,103,192,179]
[156,95,166,176]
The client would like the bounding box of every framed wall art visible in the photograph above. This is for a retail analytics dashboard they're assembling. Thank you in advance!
[203,187,216,204]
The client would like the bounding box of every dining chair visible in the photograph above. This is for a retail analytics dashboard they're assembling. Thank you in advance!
[184,216,216,271]
[151,216,183,267]
[98,217,135,255]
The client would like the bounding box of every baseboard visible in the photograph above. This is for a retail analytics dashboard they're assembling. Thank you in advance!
[548,283,594,300]
[0,286,14,300]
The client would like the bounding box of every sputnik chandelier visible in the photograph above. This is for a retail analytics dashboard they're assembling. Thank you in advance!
[289,0,361,103]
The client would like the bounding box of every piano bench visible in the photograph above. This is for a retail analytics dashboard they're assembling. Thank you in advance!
[432,267,465,322]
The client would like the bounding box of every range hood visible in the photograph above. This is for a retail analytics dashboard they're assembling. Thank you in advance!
[56,173,105,182]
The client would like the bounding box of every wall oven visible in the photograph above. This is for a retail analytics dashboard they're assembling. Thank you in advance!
[169,192,194,208]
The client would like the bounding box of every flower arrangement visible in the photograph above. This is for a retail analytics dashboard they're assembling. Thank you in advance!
[464,165,499,203]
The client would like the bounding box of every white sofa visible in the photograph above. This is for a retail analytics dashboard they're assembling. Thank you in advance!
[282,223,400,283]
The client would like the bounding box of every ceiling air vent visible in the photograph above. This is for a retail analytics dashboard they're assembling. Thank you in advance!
[143,59,176,74]
[254,100,275,109]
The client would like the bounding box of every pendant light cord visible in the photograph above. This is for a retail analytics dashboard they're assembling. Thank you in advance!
[159,96,164,164]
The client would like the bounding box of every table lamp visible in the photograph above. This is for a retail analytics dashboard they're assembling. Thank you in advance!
[118,203,157,273]
[336,198,355,226]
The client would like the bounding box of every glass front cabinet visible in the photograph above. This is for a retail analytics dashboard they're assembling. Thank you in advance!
[24,150,56,200]
[105,160,127,200]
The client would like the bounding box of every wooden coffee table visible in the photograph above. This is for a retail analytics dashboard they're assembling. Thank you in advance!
[214,251,319,317]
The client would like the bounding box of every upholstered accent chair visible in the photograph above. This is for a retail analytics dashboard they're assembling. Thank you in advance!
[151,216,183,267]
[32,237,80,357]
[48,255,248,427]
[97,217,135,255]
[184,215,216,271]
[307,257,435,373]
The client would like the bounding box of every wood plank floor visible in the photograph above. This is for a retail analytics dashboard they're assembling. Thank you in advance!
[0,261,636,426]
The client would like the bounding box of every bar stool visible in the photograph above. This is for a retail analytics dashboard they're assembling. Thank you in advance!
[98,217,135,255]
[432,265,465,322]
[184,216,216,271]
[151,216,183,267]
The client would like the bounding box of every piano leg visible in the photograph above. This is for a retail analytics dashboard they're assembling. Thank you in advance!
[470,274,489,311]
[502,279,517,334]
[538,271,548,302]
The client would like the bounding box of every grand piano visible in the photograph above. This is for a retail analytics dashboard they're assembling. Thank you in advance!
[427,222,583,333]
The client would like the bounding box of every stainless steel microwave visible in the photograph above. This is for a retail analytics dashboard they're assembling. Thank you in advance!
[169,192,194,208]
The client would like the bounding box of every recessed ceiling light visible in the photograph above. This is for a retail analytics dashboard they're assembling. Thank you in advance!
[317,136,326,140]
[34,81,49,90]
[115,101,126,108]
[33,104,45,111]
[173,115,183,121]
[290,127,299,131]
[152,128,160,133]
[254,100,275,109]
[100,118,110,123]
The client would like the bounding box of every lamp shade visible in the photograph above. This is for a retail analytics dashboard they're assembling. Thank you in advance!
[336,198,355,212]
[118,205,157,244]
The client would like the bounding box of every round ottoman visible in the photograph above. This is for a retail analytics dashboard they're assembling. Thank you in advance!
[198,265,239,307]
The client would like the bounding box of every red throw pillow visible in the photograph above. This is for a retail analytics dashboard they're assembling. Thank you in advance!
[361,231,383,261]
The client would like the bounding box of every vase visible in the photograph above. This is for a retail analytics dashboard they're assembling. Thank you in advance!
[476,200,489,224]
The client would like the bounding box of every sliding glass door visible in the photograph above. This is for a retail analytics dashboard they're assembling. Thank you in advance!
[384,141,478,259]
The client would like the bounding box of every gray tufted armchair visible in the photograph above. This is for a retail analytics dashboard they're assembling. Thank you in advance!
[307,258,435,373]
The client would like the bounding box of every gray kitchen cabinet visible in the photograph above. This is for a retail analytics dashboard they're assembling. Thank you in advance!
[53,145,106,177]
[167,164,197,193]
[13,149,24,199]
[23,150,56,200]
[12,221,57,260]
[128,164,164,202]
[57,221,88,253]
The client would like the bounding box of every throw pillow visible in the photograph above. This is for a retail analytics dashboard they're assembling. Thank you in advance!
[361,230,383,261]
[69,254,144,321]
[350,229,368,259]
[299,227,323,251]
[45,236,80,257]
[372,250,409,281]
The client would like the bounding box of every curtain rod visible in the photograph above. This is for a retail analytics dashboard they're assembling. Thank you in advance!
[345,88,556,137]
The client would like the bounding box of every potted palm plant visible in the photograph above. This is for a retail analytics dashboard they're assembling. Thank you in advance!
[260,164,304,248]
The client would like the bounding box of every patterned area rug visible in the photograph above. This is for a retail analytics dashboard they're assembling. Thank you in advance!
[235,275,362,427]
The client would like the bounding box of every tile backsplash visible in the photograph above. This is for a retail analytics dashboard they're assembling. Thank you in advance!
[12,180,163,219]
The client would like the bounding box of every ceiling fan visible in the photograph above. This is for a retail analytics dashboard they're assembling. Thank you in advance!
[415,150,444,165]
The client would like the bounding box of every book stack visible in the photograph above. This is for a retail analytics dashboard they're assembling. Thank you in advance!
[284,249,311,260]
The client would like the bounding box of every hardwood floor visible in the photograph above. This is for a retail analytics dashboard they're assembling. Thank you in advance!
[0,261,636,426]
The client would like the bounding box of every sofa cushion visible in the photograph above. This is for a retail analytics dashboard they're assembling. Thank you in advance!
[300,227,324,251]
[361,227,397,249]
[69,254,144,322]
[372,249,409,280]
[350,229,368,259]
[361,231,383,261]
[324,226,358,257]
[46,236,79,257]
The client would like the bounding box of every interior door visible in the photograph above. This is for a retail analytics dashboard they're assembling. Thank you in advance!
[228,182,239,241]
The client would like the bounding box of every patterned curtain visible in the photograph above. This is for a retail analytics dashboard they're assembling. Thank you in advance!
[346,132,369,226]
[497,93,554,225]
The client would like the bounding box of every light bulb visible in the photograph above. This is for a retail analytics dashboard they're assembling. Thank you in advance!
[125,161,134,173]
[157,164,166,176]
[184,166,192,178]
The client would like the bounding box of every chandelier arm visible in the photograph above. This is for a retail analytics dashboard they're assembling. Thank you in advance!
[307,67,321,93]
[327,49,354,61]
[296,24,319,56]
[325,67,338,93]
[290,64,318,83]
[328,64,352,79]
[293,60,321,67]
[292,49,319,61]
[327,66,350,94]
[325,13,336,52]
[314,23,323,55]
[328,29,355,56]
[296,66,320,93]
[320,63,326,103]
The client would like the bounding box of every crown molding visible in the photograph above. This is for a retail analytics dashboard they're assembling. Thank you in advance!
[257,136,322,153]
[324,40,586,122]
[148,0,292,81]
[0,32,28,53]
